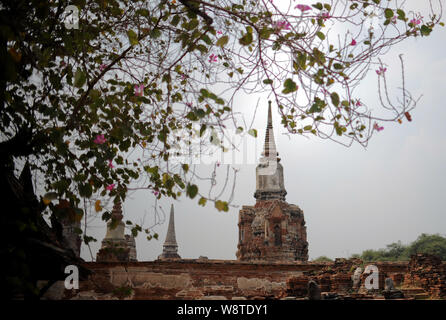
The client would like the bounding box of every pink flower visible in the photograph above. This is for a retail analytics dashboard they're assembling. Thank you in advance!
[100,64,107,71]
[376,67,387,75]
[351,39,357,46]
[153,190,159,196]
[391,16,397,24]
[295,4,312,12]
[274,20,291,31]
[94,134,106,145]
[208,54,218,63]
[106,184,115,191]
[108,159,114,168]
[186,102,192,107]
[134,84,144,96]
[216,161,220,167]
[217,30,223,35]
[374,123,384,132]
[410,18,421,26]
[355,100,362,107]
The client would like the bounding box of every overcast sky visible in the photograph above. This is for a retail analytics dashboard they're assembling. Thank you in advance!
[81,0,446,262]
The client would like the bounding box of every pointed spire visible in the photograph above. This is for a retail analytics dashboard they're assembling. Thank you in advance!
[262,101,278,159]
[254,101,287,202]
[158,204,181,260]
[111,201,123,221]
[164,204,177,246]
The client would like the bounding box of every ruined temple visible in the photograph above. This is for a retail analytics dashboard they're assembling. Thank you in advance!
[96,201,137,262]
[236,102,309,262]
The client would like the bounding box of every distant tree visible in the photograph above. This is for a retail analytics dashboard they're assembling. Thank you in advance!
[312,256,333,262]
[406,233,446,260]
[353,234,446,261]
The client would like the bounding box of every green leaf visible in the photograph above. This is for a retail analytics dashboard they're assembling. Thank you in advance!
[308,97,326,114]
[420,25,432,36]
[263,79,273,85]
[186,184,198,199]
[150,29,161,39]
[201,34,212,45]
[333,63,344,70]
[127,29,139,46]
[198,197,207,206]
[239,32,253,46]
[215,200,229,212]
[330,92,340,107]
[74,68,86,88]
[384,9,394,19]
[396,9,406,21]
[312,3,323,10]
[282,78,298,94]
[316,32,325,40]
[248,128,257,137]
[216,35,229,47]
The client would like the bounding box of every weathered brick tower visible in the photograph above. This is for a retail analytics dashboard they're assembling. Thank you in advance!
[236,102,308,262]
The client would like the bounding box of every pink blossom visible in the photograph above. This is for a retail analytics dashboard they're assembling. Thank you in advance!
[153,190,159,196]
[208,53,218,63]
[350,39,357,46]
[134,84,144,96]
[373,123,384,132]
[108,159,114,168]
[94,134,106,145]
[100,64,107,71]
[217,30,223,35]
[186,102,193,107]
[355,100,362,107]
[376,67,387,76]
[274,20,291,31]
[391,16,397,24]
[216,161,220,167]
[295,4,312,12]
[410,18,421,26]
[106,184,115,191]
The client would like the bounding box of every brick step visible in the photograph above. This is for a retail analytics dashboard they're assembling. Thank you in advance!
[401,288,426,295]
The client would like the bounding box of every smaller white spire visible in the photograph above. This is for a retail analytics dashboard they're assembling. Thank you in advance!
[158,204,181,259]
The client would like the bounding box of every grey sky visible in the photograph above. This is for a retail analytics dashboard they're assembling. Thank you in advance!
[81,1,446,261]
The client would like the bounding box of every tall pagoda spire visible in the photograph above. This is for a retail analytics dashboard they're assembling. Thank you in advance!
[254,101,287,201]
[262,101,278,159]
[158,204,181,260]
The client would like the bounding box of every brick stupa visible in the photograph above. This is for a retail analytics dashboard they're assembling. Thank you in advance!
[236,101,309,262]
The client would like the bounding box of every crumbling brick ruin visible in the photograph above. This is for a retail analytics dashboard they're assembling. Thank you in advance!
[40,104,445,301]
[236,102,308,262]
[403,253,446,299]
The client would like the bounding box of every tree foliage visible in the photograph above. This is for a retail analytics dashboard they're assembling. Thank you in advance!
[0,0,443,243]
[312,255,333,262]
[354,234,446,261]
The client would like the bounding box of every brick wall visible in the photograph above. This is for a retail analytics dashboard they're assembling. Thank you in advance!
[61,259,412,300]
